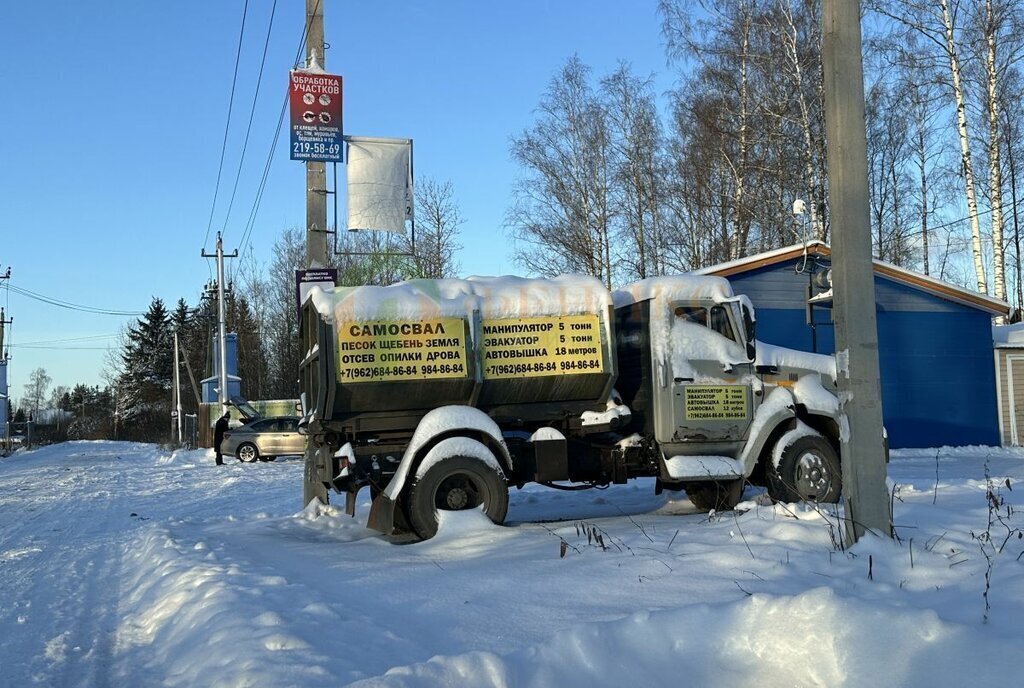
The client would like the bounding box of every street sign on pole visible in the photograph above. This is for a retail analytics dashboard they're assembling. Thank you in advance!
[296,268,337,318]
[289,70,343,163]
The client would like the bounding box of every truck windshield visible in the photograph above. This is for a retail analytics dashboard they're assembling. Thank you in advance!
[709,305,735,342]
[674,304,736,343]
[673,305,707,326]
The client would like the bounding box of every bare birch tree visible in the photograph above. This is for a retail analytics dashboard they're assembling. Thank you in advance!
[601,63,667,279]
[872,0,989,293]
[767,0,828,241]
[508,57,615,287]
[405,178,464,279]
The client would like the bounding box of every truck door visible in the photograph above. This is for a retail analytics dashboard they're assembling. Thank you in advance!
[669,303,754,442]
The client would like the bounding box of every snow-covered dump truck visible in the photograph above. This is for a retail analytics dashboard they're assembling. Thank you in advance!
[298,274,843,539]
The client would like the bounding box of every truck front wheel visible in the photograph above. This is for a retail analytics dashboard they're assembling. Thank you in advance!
[407,452,509,540]
[768,435,841,504]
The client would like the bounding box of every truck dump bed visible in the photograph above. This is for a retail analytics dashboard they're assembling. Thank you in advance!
[300,276,617,429]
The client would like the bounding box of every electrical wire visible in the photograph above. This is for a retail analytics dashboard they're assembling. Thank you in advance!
[6,345,114,351]
[235,95,288,266]
[5,284,146,316]
[220,0,278,240]
[923,195,1024,234]
[11,334,119,346]
[202,0,251,252]
[232,0,323,274]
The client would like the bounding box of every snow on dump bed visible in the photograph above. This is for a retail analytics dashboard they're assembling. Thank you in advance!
[308,274,611,323]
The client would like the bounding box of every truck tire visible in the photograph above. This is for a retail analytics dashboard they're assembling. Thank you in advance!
[407,453,509,540]
[768,435,841,504]
[684,479,745,512]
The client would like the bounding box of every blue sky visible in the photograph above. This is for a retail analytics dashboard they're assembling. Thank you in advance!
[0,1,672,397]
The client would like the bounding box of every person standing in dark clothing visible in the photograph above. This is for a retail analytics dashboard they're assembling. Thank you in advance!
[213,412,230,466]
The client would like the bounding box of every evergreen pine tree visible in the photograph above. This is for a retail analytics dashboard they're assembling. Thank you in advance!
[118,297,173,440]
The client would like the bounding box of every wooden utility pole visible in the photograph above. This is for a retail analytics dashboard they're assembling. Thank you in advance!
[822,0,892,544]
[303,0,330,506]
[173,331,183,445]
[0,306,9,358]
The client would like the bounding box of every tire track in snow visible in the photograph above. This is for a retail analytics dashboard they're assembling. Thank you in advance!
[0,444,149,686]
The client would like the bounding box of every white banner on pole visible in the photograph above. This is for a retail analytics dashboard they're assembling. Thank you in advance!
[345,137,413,233]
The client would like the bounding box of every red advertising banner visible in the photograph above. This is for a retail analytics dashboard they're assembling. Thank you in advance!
[289,70,343,162]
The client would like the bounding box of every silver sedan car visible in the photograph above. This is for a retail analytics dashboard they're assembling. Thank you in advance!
[221,416,304,462]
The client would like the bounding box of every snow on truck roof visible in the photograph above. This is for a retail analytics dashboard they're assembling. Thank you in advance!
[307,274,740,322]
[612,275,736,309]
[308,274,612,322]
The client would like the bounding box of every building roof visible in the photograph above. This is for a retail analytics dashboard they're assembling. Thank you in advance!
[697,241,1011,317]
[993,323,1024,349]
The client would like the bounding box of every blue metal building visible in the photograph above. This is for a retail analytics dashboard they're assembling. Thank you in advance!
[700,242,1010,449]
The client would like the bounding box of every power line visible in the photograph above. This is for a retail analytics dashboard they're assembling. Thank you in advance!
[236,94,289,265]
[13,334,119,346]
[5,284,145,316]
[924,195,1024,234]
[220,0,279,239]
[233,0,324,272]
[7,345,114,351]
[203,0,251,252]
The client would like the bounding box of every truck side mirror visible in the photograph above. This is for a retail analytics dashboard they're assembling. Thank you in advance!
[741,304,756,361]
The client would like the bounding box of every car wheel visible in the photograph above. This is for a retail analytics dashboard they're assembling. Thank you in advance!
[236,442,259,463]
[407,449,508,540]
[768,434,841,504]
[683,479,745,512]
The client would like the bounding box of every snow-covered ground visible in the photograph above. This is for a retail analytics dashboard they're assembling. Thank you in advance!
[1,442,1022,687]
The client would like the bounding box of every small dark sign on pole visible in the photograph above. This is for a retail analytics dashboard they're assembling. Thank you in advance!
[296,268,337,318]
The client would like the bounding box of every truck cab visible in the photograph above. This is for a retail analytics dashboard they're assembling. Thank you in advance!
[614,277,842,509]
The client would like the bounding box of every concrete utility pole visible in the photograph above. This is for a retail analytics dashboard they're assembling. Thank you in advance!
[306,0,329,268]
[0,297,9,453]
[822,0,892,544]
[201,232,238,416]
[303,0,330,507]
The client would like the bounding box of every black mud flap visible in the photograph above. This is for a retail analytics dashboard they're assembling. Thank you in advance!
[367,492,396,535]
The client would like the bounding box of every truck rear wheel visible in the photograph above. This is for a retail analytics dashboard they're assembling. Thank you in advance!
[407,450,509,540]
[768,435,841,504]
[684,479,745,512]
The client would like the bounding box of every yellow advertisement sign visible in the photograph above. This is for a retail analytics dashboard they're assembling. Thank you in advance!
[336,318,468,383]
[684,385,749,420]
[480,314,604,379]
